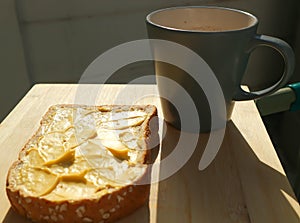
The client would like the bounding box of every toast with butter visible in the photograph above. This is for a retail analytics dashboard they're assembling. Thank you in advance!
[6,104,158,223]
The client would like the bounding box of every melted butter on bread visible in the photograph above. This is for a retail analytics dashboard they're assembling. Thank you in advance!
[10,106,151,201]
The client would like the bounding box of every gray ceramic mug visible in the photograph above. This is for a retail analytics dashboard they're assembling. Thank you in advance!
[146,6,295,132]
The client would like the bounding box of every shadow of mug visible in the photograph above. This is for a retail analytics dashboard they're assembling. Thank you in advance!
[154,121,299,222]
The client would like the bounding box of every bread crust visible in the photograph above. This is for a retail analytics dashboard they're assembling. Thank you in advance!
[6,104,158,223]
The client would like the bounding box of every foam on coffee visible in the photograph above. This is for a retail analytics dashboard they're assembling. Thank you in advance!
[187,25,224,32]
[148,7,257,32]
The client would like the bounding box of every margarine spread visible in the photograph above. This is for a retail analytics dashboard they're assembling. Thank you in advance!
[12,106,149,201]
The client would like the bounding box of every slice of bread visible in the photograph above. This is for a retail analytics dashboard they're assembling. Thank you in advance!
[6,104,158,223]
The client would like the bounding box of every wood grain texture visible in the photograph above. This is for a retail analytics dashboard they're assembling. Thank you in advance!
[0,84,299,223]
[230,100,300,223]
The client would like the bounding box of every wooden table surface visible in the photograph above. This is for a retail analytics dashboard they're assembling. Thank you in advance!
[0,84,299,223]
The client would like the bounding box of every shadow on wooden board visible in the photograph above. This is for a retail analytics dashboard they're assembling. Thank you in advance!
[155,121,299,223]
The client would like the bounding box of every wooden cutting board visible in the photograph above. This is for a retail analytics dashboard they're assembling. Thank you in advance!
[0,84,299,223]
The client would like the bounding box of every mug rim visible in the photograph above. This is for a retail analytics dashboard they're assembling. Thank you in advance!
[146,6,259,33]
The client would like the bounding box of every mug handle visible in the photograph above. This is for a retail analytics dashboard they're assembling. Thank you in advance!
[233,34,295,101]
